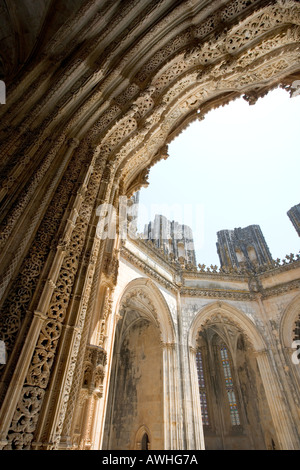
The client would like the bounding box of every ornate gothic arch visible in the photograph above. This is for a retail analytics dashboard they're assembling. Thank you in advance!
[188,302,274,450]
[115,277,176,345]
[1,1,300,205]
[96,0,300,198]
[0,0,300,451]
[188,301,266,352]
[280,292,300,349]
[188,300,300,449]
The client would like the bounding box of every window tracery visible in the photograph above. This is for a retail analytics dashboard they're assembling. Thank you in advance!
[195,349,209,426]
[293,314,300,364]
[293,315,300,342]
[220,345,241,426]
[194,316,265,449]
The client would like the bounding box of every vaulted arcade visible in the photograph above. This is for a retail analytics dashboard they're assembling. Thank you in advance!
[0,0,299,450]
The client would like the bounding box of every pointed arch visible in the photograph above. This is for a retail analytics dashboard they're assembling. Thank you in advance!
[104,277,178,450]
[188,301,271,450]
[280,292,300,349]
[188,300,300,450]
[188,301,266,353]
[115,277,176,345]
[135,424,152,450]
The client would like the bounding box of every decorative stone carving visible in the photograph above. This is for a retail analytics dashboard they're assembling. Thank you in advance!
[119,288,159,326]
[0,144,87,386]
[4,387,46,450]
[83,345,107,397]
[102,250,120,286]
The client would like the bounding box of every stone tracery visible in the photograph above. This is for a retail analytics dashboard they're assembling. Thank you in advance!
[0,0,299,450]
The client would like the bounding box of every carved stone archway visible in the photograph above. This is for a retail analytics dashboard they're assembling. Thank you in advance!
[102,278,179,450]
[0,0,300,450]
[188,301,300,449]
[280,292,300,350]
[279,293,300,409]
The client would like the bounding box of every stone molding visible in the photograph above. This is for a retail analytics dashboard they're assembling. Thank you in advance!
[121,237,300,300]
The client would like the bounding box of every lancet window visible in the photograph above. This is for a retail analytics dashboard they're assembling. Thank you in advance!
[220,345,240,426]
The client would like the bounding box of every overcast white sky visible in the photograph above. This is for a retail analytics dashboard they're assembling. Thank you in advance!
[136,87,300,266]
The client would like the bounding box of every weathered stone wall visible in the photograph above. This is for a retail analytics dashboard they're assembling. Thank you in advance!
[104,318,164,450]
[1,0,300,450]
[102,236,300,450]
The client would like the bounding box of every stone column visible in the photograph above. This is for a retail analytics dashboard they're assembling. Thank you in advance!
[78,391,94,450]
[0,147,95,450]
[284,346,300,384]
[162,342,172,450]
[0,241,68,449]
[254,349,300,450]
[188,346,205,450]
[161,342,183,450]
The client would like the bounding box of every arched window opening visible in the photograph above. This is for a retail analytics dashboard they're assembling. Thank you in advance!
[196,349,209,426]
[293,315,300,342]
[220,345,240,426]
[292,314,300,365]
[195,321,271,450]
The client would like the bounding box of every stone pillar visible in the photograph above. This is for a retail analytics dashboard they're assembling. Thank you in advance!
[188,346,205,450]
[78,391,94,450]
[161,342,183,450]
[90,289,118,450]
[287,203,300,237]
[0,240,68,449]
[254,349,300,450]
[0,146,96,450]
[162,342,173,450]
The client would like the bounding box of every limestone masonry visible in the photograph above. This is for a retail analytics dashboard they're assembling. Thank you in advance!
[0,0,300,451]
